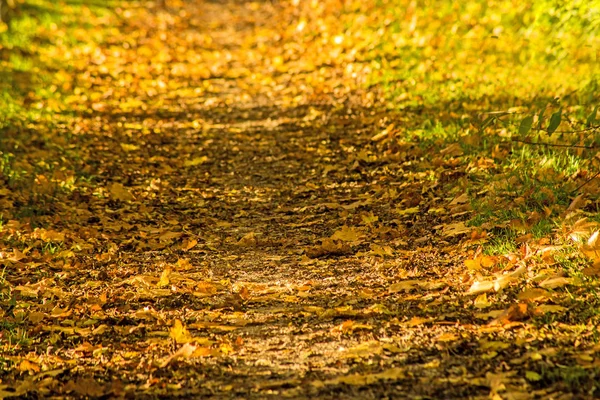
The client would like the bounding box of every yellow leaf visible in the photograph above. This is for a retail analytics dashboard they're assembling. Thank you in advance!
[436,333,458,342]
[479,340,510,351]
[170,319,193,344]
[120,143,140,151]
[395,206,419,216]
[474,293,492,309]
[465,258,481,271]
[331,226,363,242]
[109,182,135,201]
[184,156,208,167]
[238,232,257,247]
[39,229,65,242]
[19,359,41,373]
[319,368,405,386]
[539,277,573,289]
[369,243,393,257]
[525,371,542,382]
[159,231,182,241]
[517,288,549,301]
[404,316,431,327]
[535,305,567,314]
[192,347,214,357]
[175,258,193,270]
[344,340,383,358]
[157,267,171,288]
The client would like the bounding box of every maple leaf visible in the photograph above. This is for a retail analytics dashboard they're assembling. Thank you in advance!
[331,226,363,243]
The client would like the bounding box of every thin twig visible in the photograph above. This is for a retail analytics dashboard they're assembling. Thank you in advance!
[572,170,600,194]
[511,138,598,149]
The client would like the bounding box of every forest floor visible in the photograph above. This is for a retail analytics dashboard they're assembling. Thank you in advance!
[1,0,600,399]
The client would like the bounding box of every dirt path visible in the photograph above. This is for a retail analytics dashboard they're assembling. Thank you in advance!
[2,1,597,399]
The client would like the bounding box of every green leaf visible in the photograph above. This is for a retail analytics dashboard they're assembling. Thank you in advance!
[537,105,546,129]
[525,370,542,382]
[586,105,598,127]
[519,115,534,135]
[547,109,562,134]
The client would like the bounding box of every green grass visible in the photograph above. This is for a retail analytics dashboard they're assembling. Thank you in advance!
[538,364,600,394]
[355,0,600,261]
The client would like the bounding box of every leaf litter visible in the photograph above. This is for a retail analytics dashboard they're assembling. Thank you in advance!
[0,0,599,399]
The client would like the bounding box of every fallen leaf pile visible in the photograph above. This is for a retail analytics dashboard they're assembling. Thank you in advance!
[0,0,599,398]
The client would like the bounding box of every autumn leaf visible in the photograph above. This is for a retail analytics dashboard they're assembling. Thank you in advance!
[439,221,470,238]
[170,319,193,344]
[160,343,197,368]
[331,226,363,243]
[157,266,171,288]
[184,156,208,167]
[109,182,135,201]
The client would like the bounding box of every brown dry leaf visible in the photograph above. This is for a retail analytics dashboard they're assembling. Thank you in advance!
[9,248,26,262]
[109,182,135,201]
[489,303,530,325]
[449,193,469,206]
[28,311,45,324]
[371,123,395,142]
[159,231,182,242]
[181,239,198,251]
[65,378,106,397]
[582,261,600,276]
[369,243,394,257]
[238,285,251,301]
[331,320,355,334]
[439,221,470,238]
[306,238,352,258]
[439,143,463,156]
[566,194,587,213]
[389,280,421,293]
[238,232,257,247]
